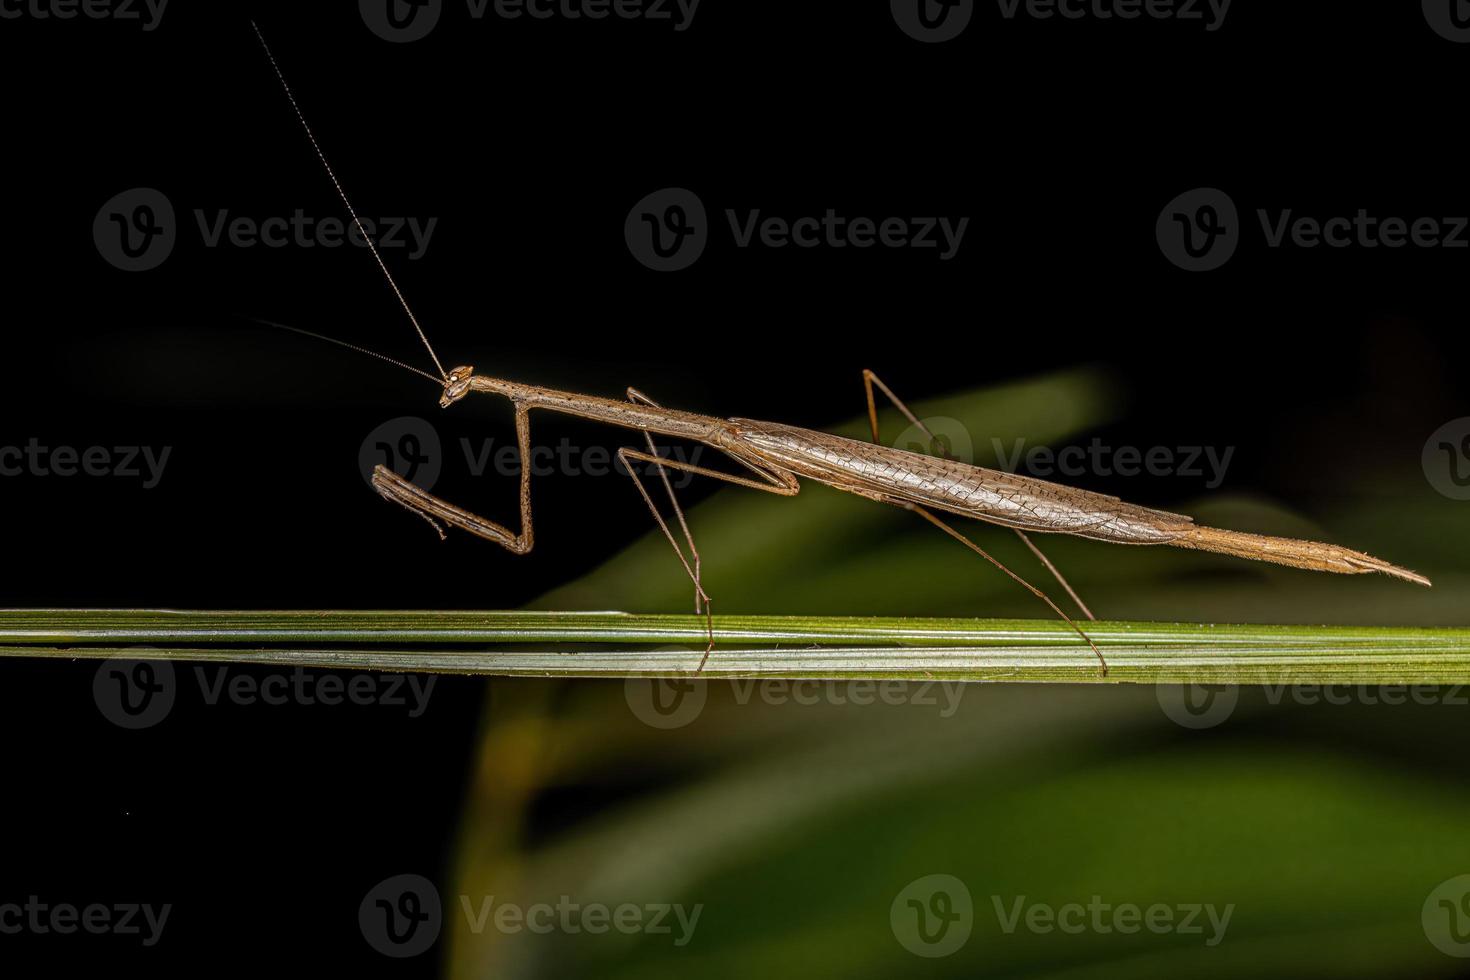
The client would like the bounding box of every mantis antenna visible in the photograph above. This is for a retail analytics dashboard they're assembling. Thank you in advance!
[249,20,448,383]
[242,315,445,386]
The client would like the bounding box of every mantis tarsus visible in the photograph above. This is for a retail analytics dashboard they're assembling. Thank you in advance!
[251,23,1431,676]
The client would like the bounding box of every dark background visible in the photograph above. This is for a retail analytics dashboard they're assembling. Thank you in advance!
[1,0,1467,973]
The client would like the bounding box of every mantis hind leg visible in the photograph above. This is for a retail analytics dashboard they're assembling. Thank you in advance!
[371,402,535,553]
[861,369,1096,621]
[860,370,1106,674]
[909,504,1108,674]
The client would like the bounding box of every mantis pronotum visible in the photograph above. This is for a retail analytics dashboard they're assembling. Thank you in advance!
[252,24,1430,675]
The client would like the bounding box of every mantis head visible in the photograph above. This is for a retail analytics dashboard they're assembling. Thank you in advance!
[440,366,474,408]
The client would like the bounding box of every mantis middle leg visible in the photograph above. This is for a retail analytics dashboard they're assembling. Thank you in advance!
[616,388,800,671]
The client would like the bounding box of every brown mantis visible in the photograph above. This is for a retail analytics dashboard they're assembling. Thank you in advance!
[252,23,1431,676]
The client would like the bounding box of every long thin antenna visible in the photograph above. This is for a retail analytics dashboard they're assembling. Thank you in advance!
[243,315,444,386]
[250,20,448,382]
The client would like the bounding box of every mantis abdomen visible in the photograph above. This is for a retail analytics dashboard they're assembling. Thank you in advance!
[729,419,1430,586]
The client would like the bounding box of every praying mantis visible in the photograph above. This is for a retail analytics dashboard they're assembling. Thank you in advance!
[251,23,1430,675]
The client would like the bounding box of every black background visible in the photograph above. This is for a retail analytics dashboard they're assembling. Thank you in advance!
[1,0,1467,971]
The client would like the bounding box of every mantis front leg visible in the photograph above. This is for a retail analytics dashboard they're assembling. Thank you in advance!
[371,402,536,553]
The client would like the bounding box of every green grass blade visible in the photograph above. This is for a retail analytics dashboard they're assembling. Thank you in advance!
[4,609,1470,682]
